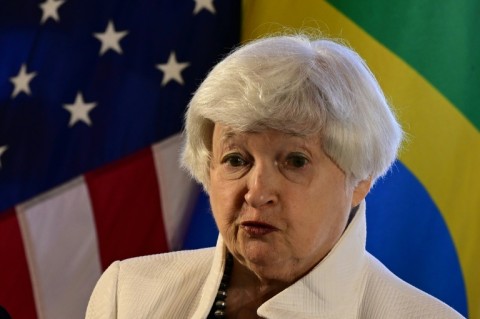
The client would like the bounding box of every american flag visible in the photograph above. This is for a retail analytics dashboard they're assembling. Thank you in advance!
[0,0,240,317]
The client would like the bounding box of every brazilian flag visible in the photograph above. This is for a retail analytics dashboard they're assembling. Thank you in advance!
[236,0,479,317]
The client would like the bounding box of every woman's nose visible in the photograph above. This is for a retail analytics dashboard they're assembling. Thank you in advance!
[244,162,279,208]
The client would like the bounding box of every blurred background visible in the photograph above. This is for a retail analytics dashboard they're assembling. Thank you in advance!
[0,0,478,318]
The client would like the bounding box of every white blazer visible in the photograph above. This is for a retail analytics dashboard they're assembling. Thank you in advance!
[86,201,464,318]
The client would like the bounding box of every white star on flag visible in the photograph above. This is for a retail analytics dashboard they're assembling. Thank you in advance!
[0,145,7,169]
[93,20,129,55]
[63,92,97,127]
[156,52,190,86]
[39,0,66,24]
[193,0,216,15]
[10,64,37,98]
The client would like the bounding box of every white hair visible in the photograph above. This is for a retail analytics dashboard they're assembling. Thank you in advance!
[182,35,403,189]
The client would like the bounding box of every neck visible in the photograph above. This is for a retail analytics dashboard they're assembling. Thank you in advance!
[225,258,289,318]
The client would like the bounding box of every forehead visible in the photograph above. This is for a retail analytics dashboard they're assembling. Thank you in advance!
[212,124,321,148]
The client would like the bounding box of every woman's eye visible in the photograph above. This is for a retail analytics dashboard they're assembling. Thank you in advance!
[285,153,309,168]
[222,154,247,167]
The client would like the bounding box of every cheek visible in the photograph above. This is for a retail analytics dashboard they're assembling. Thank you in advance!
[209,178,243,225]
[288,182,351,251]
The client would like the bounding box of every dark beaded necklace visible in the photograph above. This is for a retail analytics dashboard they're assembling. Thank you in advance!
[207,253,234,319]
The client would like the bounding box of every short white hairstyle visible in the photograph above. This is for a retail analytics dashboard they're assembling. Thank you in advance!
[182,35,403,190]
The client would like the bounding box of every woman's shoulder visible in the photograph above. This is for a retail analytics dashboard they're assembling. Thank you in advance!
[117,246,216,277]
[361,252,464,318]
[86,247,216,319]
[120,247,215,269]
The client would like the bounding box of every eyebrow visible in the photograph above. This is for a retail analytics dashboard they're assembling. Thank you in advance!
[220,129,238,141]
[218,131,243,154]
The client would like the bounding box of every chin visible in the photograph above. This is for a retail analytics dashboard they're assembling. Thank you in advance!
[241,245,285,270]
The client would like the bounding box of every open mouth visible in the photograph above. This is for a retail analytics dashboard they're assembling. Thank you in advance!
[240,221,277,236]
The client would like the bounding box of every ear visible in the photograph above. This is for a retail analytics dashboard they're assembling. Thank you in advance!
[351,177,372,208]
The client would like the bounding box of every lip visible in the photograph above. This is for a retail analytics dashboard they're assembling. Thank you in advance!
[240,221,278,237]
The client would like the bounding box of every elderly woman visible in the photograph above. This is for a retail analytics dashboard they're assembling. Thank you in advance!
[86,35,463,318]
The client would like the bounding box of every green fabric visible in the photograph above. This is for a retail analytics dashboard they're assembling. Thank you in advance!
[326,0,480,130]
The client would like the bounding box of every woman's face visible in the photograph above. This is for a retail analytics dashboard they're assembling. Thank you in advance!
[209,124,369,283]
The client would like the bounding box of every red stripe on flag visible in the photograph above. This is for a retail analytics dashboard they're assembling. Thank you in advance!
[0,209,38,319]
[85,148,169,270]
